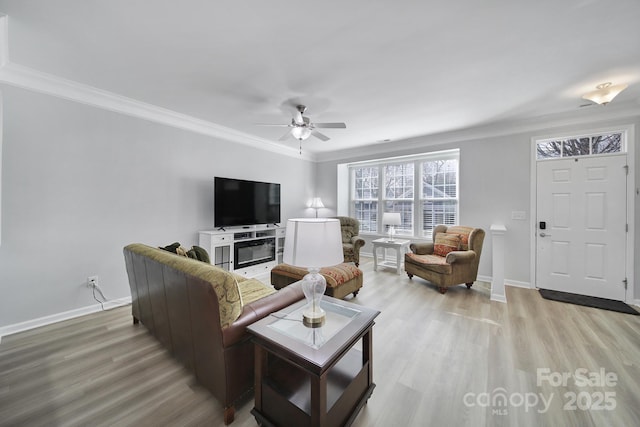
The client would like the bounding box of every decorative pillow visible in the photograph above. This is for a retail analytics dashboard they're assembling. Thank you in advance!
[445,226,474,250]
[187,245,211,263]
[159,242,181,254]
[433,233,461,257]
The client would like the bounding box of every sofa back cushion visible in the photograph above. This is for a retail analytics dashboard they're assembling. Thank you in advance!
[237,278,276,306]
[334,216,360,243]
[125,244,243,328]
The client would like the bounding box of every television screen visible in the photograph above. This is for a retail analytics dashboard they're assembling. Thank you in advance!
[214,177,281,228]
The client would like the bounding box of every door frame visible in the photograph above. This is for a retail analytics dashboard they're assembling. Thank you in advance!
[529,124,636,303]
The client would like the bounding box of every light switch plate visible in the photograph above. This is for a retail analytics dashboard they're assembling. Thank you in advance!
[511,211,526,220]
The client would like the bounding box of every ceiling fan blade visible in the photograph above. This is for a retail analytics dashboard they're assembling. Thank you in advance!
[256,123,291,127]
[311,130,330,141]
[278,129,293,141]
[313,122,347,129]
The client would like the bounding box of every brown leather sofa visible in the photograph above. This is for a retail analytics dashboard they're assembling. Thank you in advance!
[123,243,304,424]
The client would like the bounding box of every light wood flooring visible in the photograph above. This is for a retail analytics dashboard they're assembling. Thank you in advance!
[1,258,639,426]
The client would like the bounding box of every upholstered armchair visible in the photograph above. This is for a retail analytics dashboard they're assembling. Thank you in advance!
[334,216,366,266]
[405,225,485,294]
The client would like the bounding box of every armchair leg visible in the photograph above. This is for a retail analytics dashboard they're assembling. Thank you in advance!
[465,282,473,289]
[352,290,359,297]
[438,287,447,294]
[407,272,413,279]
[224,405,235,425]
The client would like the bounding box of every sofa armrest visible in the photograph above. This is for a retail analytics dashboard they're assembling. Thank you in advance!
[445,250,476,264]
[410,242,434,255]
[350,236,365,250]
[222,282,304,347]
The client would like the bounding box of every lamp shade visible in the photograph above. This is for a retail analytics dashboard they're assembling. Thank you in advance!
[309,197,325,209]
[382,212,401,226]
[582,82,628,105]
[283,218,343,268]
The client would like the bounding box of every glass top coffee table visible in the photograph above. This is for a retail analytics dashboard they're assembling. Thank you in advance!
[247,296,380,427]
[267,299,362,349]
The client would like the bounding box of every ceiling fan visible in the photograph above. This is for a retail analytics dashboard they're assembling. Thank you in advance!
[259,105,346,142]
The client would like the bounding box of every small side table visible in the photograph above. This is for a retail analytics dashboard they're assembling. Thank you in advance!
[372,238,411,274]
[248,297,380,427]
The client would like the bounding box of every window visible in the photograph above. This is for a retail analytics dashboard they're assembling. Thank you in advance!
[384,163,414,234]
[348,149,459,238]
[536,132,623,160]
[353,167,379,232]
[422,159,458,233]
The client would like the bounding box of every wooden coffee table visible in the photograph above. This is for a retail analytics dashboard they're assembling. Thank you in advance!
[247,297,380,427]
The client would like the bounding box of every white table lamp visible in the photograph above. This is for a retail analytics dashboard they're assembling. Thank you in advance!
[382,212,401,242]
[309,197,325,218]
[283,218,343,327]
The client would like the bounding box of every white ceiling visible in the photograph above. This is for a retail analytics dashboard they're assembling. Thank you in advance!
[1,0,640,157]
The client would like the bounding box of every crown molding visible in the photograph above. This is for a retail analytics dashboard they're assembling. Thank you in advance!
[0,62,314,161]
[315,101,640,163]
[0,14,313,161]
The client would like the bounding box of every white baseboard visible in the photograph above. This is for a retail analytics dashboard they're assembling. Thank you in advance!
[505,279,532,289]
[0,296,132,343]
[477,275,532,289]
[490,294,507,303]
[477,274,492,283]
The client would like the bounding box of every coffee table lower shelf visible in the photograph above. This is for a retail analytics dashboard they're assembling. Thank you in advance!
[251,348,375,427]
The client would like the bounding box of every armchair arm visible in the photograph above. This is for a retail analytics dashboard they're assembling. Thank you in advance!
[222,282,304,347]
[350,236,365,250]
[410,242,434,255]
[445,250,476,264]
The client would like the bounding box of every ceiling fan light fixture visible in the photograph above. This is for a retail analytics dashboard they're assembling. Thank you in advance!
[291,126,312,140]
[582,82,628,105]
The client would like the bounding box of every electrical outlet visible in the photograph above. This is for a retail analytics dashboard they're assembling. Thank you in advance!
[87,275,98,288]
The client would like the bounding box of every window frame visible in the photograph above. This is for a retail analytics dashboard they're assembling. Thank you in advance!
[347,149,460,238]
[535,130,626,161]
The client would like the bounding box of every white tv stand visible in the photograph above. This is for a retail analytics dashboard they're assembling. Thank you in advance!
[198,224,285,278]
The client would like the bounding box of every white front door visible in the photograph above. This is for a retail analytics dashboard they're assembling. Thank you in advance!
[536,154,627,300]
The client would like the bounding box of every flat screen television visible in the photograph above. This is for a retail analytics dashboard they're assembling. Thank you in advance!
[214,177,281,228]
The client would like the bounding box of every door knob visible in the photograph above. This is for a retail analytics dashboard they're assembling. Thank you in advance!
[539,232,551,237]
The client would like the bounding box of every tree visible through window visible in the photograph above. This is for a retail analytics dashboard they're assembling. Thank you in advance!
[353,166,378,232]
[422,159,458,235]
[384,163,414,235]
[537,132,622,159]
[349,150,459,238]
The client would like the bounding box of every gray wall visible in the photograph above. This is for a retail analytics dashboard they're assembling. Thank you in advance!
[0,85,315,328]
[316,116,640,297]
[1,82,638,331]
